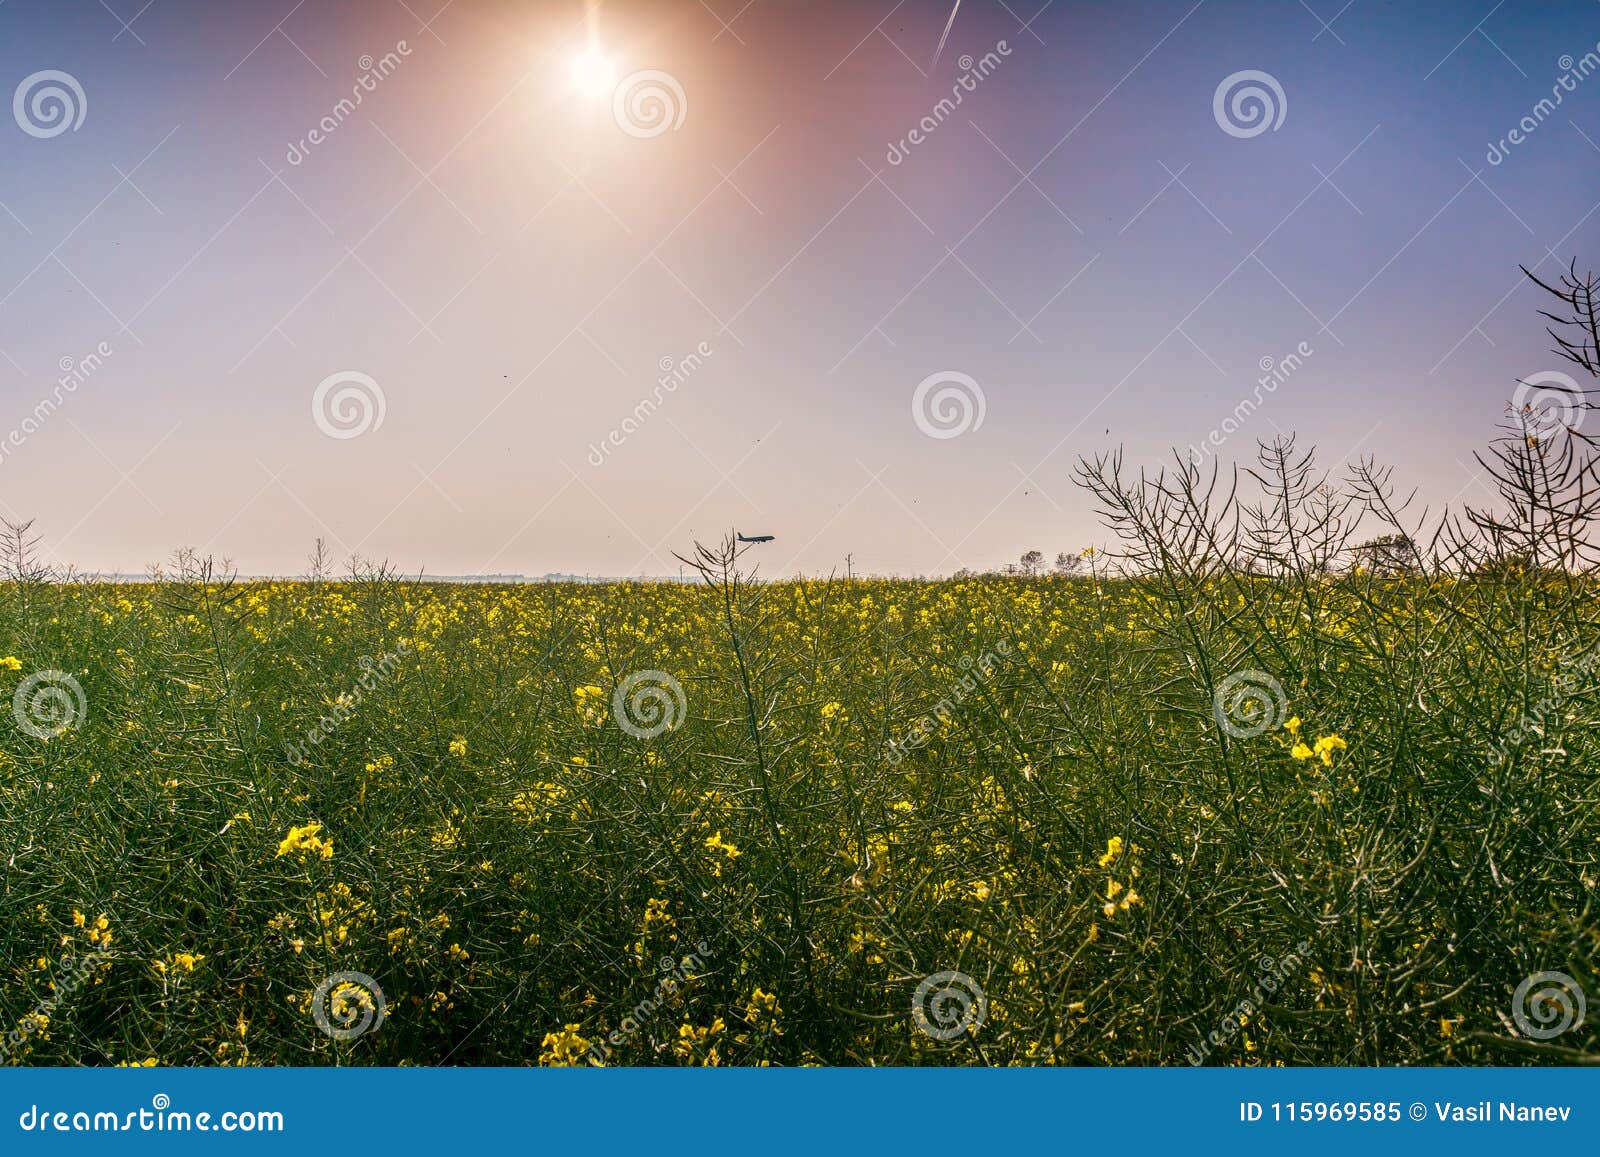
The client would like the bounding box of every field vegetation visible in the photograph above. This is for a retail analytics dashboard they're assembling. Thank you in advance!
[2,269,1598,1066]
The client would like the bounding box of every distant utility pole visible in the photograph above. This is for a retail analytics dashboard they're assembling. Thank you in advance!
[845,552,854,580]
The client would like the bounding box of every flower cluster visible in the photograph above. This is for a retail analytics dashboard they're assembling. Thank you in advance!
[1097,837,1142,918]
[275,822,333,861]
[1285,716,1347,765]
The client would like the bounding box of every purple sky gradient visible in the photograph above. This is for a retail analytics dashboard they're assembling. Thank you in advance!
[1,0,1598,577]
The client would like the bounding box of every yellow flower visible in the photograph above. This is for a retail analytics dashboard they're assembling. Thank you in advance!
[1284,715,1302,736]
[1097,836,1124,867]
[448,737,468,757]
[276,822,333,861]
[1291,742,1314,761]
[704,832,742,876]
[642,898,674,931]
[674,1017,726,1064]
[1313,734,1348,766]
[328,981,377,1026]
[744,987,782,1034]
[0,656,21,671]
[539,1024,592,1066]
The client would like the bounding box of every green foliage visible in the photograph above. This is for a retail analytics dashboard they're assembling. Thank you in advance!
[0,555,1595,1065]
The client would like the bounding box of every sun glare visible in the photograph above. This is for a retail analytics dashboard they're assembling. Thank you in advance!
[568,48,617,98]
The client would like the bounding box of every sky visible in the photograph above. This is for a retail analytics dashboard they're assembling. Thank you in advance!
[1,0,1598,578]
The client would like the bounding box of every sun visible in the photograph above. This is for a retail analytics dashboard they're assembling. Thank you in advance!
[568,47,617,98]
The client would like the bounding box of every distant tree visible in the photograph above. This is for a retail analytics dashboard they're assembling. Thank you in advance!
[1350,533,1419,576]
[1019,549,1045,576]
[1053,551,1083,576]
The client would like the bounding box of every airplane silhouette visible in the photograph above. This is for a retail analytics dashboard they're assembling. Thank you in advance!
[736,532,775,543]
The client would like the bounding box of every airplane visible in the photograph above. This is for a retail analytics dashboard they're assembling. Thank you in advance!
[736,531,775,543]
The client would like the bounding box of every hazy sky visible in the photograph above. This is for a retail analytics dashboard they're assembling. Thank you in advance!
[2,0,1598,577]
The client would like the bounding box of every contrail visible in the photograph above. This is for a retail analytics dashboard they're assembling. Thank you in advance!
[931,0,962,69]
